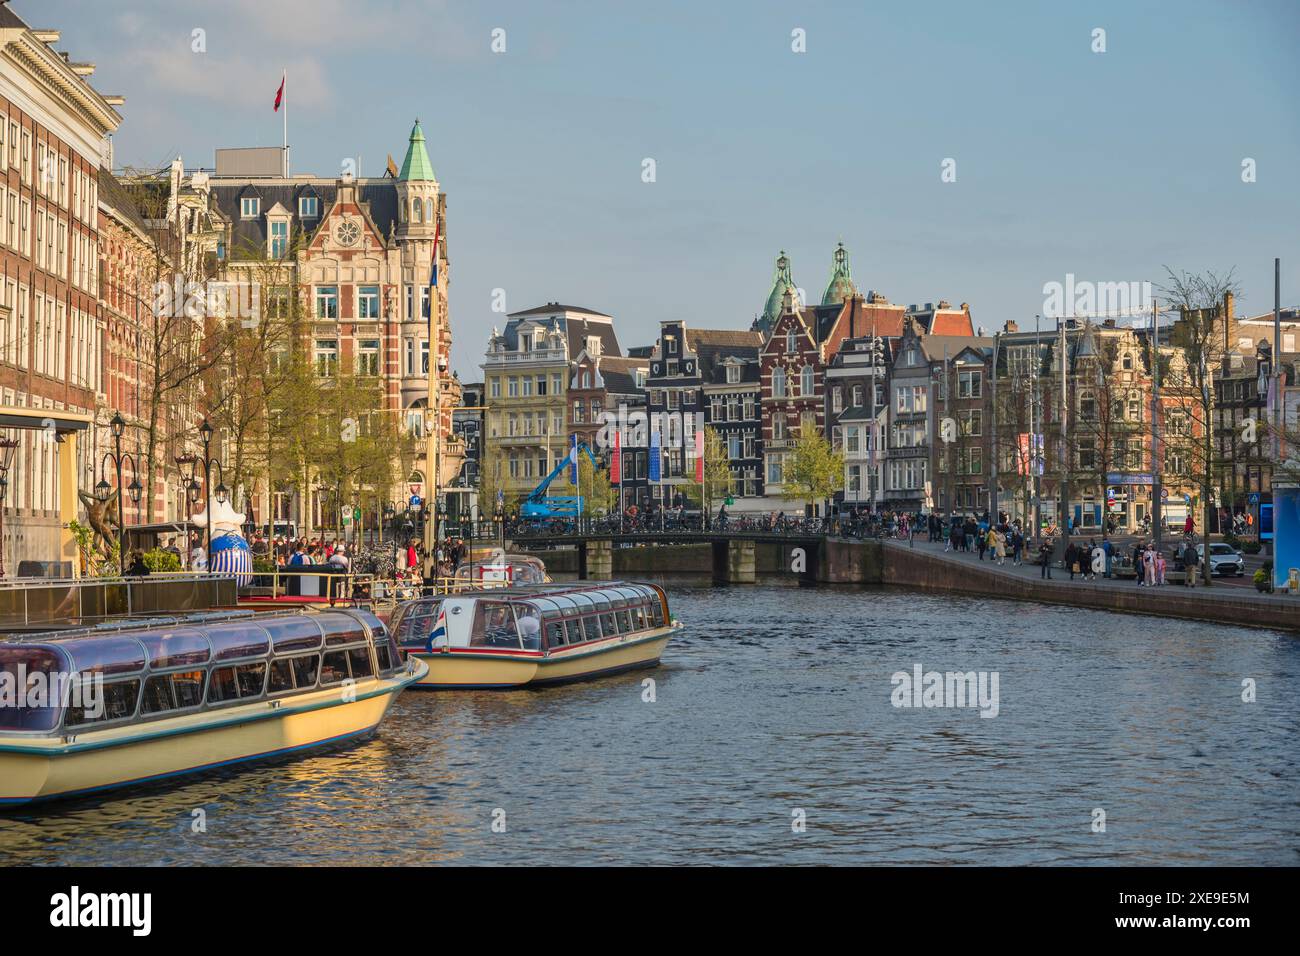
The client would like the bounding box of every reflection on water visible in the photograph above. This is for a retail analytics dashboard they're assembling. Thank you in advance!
[2,587,1297,865]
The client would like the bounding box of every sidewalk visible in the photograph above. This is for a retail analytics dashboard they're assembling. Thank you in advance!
[881,535,1300,627]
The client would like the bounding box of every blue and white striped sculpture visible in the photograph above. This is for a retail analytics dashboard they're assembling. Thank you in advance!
[193,500,254,585]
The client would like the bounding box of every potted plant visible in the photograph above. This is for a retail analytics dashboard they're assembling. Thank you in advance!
[1254,561,1273,593]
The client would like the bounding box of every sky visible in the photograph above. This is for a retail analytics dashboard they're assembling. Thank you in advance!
[28,0,1300,379]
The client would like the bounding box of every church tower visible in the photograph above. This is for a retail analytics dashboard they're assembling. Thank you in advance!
[755,250,797,337]
[396,119,439,240]
[821,240,859,306]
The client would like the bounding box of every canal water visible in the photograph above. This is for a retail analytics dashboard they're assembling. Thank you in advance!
[2,586,1296,865]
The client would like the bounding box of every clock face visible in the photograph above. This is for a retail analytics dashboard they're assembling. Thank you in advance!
[336,218,360,246]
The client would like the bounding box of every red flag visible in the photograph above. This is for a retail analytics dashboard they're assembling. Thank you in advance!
[694,428,704,483]
[611,430,621,484]
[273,73,285,112]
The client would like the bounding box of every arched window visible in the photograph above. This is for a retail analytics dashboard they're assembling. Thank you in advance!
[425,198,434,222]
[398,201,406,223]
[413,199,422,223]
[786,331,797,354]
[772,366,786,398]
[801,365,814,396]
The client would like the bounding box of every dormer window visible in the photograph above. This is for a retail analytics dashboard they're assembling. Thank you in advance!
[726,365,740,384]
[786,331,796,354]
[240,197,259,218]
[666,336,677,355]
[299,196,318,217]
[269,220,288,258]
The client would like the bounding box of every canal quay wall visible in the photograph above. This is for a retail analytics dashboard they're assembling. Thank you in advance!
[516,538,1299,632]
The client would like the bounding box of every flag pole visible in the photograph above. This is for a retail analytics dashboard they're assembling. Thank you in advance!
[282,69,289,177]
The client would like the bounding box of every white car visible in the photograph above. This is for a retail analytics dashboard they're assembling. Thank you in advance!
[1196,543,1245,577]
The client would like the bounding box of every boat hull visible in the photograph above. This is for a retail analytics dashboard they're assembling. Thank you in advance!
[408,626,676,689]
[0,661,426,807]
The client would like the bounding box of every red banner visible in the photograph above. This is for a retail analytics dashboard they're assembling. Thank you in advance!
[694,429,704,483]
[611,431,621,484]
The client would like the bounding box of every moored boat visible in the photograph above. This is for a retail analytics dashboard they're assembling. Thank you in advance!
[0,609,424,806]
[390,582,679,689]
[451,551,549,588]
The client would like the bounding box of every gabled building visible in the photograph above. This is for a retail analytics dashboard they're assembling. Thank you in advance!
[482,302,620,499]
[168,120,463,533]
[645,320,761,510]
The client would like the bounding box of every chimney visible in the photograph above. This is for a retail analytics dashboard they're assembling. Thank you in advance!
[1102,318,1117,328]
[1004,320,1018,333]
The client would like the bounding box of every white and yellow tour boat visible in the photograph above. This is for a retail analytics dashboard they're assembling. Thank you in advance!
[0,609,425,806]
[390,582,680,689]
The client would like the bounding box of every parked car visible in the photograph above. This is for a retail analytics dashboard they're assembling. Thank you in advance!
[1197,543,1245,576]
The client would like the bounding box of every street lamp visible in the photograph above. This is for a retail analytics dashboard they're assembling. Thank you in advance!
[494,501,505,551]
[0,434,19,577]
[102,412,142,574]
[191,420,225,564]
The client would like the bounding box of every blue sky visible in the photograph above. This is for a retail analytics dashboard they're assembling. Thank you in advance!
[31,0,1300,378]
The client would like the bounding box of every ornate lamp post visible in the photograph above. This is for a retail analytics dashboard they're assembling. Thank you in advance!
[0,435,19,578]
[192,420,227,564]
[101,412,143,575]
[494,501,505,551]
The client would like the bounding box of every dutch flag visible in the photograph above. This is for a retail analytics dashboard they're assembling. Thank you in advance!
[426,606,448,652]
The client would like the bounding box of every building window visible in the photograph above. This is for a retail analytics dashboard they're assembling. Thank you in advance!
[269,220,288,258]
[314,286,338,319]
[957,370,982,398]
[726,365,740,384]
[314,339,338,377]
[358,339,380,376]
[358,285,380,319]
[241,197,260,218]
[801,365,814,397]
[772,367,787,398]
[959,409,982,436]
[299,195,319,217]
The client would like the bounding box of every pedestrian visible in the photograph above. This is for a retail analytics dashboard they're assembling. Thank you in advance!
[978,527,988,560]
[994,529,1006,566]
[1156,549,1167,585]
[1039,540,1053,579]
[1143,544,1156,586]
[1065,541,1079,580]
[1183,544,1198,587]
[1132,541,1144,586]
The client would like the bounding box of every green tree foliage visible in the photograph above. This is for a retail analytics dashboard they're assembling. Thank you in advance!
[784,424,844,505]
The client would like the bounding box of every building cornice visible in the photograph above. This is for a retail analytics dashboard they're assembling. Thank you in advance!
[0,29,122,138]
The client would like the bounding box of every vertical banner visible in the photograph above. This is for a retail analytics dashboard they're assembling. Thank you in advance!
[649,429,662,482]
[694,428,704,483]
[611,430,622,484]
[569,433,578,485]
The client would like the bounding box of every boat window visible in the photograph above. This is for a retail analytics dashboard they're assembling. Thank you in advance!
[207,663,267,703]
[208,623,271,662]
[66,678,141,726]
[631,604,648,630]
[263,616,324,653]
[348,647,375,679]
[591,594,612,612]
[516,603,543,651]
[138,628,211,669]
[318,614,367,647]
[65,636,147,677]
[548,595,580,617]
[581,615,601,643]
[292,655,320,688]
[320,651,350,685]
[268,658,294,693]
[600,609,619,635]
[374,639,395,674]
[141,670,206,714]
[0,646,68,732]
[617,609,634,632]
[647,599,665,627]
[470,601,523,649]
[395,601,443,648]
[567,592,596,613]
[545,618,567,648]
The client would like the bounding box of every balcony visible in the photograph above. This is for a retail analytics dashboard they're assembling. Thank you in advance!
[483,348,567,366]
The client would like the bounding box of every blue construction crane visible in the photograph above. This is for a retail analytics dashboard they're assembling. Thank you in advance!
[520,442,602,520]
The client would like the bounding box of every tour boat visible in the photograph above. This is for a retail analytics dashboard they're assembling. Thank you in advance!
[0,609,425,806]
[451,551,550,588]
[389,582,679,689]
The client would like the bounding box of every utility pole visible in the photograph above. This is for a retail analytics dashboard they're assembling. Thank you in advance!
[990,332,1000,523]
[1032,315,1041,538]
[1151,297,1162,552]
[1059,317,1070,537]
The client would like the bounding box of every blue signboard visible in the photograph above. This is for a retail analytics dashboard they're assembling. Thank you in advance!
[1273,490,1298,589]
[648,430,662,482]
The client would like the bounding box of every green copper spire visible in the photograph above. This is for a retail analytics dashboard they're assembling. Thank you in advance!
[756,250,797,335]
[398,119,437,181]
[821,241,858,306]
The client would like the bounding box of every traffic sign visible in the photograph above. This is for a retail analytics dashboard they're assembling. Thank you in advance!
[1249,493,1260,506]
[1160,487,1169,499]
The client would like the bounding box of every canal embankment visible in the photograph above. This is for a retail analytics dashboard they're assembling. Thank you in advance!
[514,537,1300,632]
